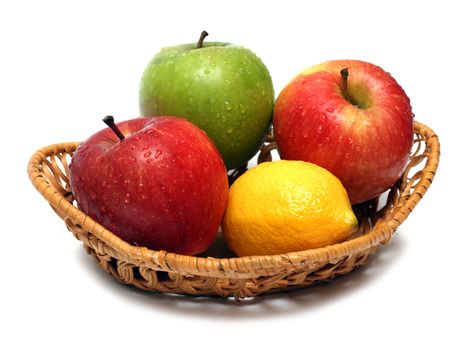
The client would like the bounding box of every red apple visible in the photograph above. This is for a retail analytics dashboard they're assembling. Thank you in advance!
[274,60,413,204]
[69,116,228,255]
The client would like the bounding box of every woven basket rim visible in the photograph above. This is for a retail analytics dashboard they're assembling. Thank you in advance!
[28,120,440,279]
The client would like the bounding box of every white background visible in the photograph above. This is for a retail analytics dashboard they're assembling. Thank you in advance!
[1,0,469,349]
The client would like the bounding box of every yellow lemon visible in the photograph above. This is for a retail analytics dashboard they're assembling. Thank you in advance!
[222,160,358,256]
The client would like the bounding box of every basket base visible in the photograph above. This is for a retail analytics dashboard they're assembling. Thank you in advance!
[83,241,379,299]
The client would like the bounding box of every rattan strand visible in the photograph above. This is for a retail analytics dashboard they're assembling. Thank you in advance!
[28,121,440,299]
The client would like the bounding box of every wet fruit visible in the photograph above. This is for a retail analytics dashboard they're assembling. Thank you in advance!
[139,31,274,170]
[69,116,228,255]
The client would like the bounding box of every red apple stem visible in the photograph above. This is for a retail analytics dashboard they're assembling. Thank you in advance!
[340,68,351,102]
[103,115,125,141]
[196,30,209,49]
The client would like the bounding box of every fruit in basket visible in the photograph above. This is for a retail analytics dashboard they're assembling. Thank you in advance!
[222,160,358,256]
[69,116,228,255]
[139,31,275,170]
[273,60,414,204]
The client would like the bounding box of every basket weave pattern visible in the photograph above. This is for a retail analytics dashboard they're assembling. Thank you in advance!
[28,121,439,299]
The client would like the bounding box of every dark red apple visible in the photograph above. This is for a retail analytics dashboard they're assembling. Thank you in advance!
[274,60,414,204]
[69,116,228,255]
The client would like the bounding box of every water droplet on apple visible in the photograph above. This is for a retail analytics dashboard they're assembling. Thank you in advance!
[101,180,107,187]
[227,127,233,134]
[90,191,97,199]
[326,107,335,113]
[297,105,304,110]
[154,150,162,159]
[225,79,230,84]
[134,136,140,141]
[100,205,107,213]
[239,104,246,114]
[146,158,153,164]
[224,101,232,111]
[161,186,165,191]
[204,69,210,74]
[320,114,327,122]
[144,151,152,158]
[317,125,324,134]
[130,144,136,149]
[143,144,150,150]
[146,129,155,135]
[302,129,309,138]
[129,157,136,163]
[124,198,130,204]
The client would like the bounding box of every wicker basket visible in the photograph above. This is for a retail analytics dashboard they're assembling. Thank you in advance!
[28,121,439,299]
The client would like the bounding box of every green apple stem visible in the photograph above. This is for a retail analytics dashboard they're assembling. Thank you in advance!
[103,115,125,141]
[340,68,351,102]
[196,30,209,49]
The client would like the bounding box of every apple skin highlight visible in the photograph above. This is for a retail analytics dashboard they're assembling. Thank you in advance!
[70,117,228,255]
[274,60,414,204]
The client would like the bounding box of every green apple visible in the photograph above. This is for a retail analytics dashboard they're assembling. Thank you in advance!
[139,31,274,170]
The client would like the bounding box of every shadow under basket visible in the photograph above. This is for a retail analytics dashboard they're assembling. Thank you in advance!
[28,121,440,299]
